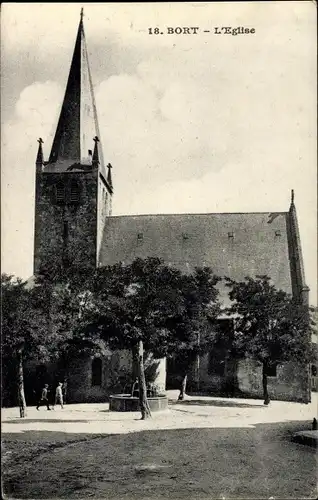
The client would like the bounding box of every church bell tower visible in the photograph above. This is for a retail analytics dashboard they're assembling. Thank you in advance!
[33,10,113,276]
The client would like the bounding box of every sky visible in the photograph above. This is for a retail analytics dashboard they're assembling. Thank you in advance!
[1,2,317,303]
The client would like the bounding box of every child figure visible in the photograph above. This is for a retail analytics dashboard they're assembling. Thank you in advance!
[54,382,64,409]
[36,384,51,410]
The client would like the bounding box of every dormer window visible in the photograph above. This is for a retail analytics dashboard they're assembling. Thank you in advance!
[275,230,281,237]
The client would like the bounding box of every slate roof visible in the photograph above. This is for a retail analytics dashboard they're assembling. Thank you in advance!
[99,210,307,304]
[44,13,107,179]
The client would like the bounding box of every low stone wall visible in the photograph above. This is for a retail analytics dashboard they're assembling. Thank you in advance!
[236,359,310,403]
[168,354,310,403]
[109,394,168,412]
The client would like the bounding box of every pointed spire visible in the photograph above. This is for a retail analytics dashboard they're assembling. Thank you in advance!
[107,163,113,191]
[287,187,309,304]
[289,189,295,212]
[92,136,100,166]
[290,189,295,206]
[46,10,108,178]
[36,138,44,172]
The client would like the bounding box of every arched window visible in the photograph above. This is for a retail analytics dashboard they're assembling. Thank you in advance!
[70,180,80,204]
[55,182,65,204]
[91,358,102,386]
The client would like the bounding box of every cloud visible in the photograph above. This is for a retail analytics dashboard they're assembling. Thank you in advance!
[1,81,63,280]
[1,2,316,302]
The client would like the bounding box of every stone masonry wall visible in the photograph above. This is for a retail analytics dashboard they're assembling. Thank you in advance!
[66,351,133,403]
[34,171,98,274]
[236,359,310,403]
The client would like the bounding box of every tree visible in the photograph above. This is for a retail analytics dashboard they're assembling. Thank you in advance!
[2,266,103,417]
[166,268,221,400]
[31,270,105,387]
[225,275,312,405]
[85,258,186,419]
[1,274,51,417]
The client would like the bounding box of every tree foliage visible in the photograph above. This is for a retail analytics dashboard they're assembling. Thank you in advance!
[225,275,312,404]
[78,258,222,412]
[225,275,311,364]
[83,257,189,418]
[2,273,55,416]
[31,270,106,364]
[167,267,221,354]
[164,267,221,398]
[84,260,221,360]
[85,258,185,353]
[2,274,49,362]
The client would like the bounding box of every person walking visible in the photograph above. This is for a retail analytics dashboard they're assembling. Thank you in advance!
[53,382,64,409]
[62,380,67,405]
[36,384,51,410]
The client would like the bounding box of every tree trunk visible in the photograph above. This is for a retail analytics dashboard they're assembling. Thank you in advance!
[178,373,187,401]
[195,353,200,392]
[132,340,151,420]
[17,348,27,418]
[262,361,270,405]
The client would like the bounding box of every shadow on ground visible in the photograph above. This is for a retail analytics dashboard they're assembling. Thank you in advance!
[4,419,91,424]
[2,420,316,499]
[170,399,265,408]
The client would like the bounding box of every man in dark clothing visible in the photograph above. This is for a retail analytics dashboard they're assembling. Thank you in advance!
[36,384,51,410]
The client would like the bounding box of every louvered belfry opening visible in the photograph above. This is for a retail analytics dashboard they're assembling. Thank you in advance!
[70,179,80,204]
[55,181,66,205]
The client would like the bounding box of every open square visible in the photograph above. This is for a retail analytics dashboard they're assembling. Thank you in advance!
[2,392,317,499]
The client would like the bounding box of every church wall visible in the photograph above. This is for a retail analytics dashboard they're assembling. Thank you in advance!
[66,350,133,403]
[167,354,310,403]
[236,359,310,403]
[196,353,235,392]
[66,351,167,402]
[197,357,309,403]
[198,354,224,391]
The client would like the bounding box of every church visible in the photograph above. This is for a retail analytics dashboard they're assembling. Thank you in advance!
[32,12,310,404]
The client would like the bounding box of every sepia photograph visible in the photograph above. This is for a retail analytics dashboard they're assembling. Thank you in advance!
[1,2,317,499]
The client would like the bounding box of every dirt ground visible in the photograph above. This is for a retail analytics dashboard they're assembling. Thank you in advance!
[2,391,317,499]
